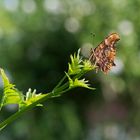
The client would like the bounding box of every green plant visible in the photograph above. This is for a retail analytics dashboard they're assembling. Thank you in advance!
[0,49,95,131]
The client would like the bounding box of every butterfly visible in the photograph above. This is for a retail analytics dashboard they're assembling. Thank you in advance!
[89,33,120,74]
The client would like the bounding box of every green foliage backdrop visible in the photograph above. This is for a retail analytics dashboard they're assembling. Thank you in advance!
[0,0,140,139]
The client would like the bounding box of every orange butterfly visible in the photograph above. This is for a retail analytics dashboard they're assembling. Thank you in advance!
[89,33,120,73]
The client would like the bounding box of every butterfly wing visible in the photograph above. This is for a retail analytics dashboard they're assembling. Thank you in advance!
[89,33,120,73]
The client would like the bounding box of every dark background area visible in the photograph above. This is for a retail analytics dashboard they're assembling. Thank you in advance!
[0,0,140,140]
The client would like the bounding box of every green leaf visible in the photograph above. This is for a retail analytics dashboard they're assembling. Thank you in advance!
[65,72,95,90]
[82,60,96,71]
[23,88,45,107]
[68,49,83,75]
[0,69,24,110]
[73,78,95,90]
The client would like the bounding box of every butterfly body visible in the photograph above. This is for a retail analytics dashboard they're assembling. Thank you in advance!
[89,33,120,73]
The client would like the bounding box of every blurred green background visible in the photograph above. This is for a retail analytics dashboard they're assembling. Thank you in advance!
[0,0,140,140]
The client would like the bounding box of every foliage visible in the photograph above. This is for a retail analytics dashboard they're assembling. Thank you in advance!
[0,50,95,131]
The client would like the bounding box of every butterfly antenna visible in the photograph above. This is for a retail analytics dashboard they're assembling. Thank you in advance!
[89,32,96,61]
[90,32,96,46]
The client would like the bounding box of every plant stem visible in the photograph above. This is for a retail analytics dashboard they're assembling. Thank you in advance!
[0,70,93,130]
[53,75,67,90]
[52,71,85,95]
[0,86,71,131]
[53,71,86,93]
[0,73,70,130]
